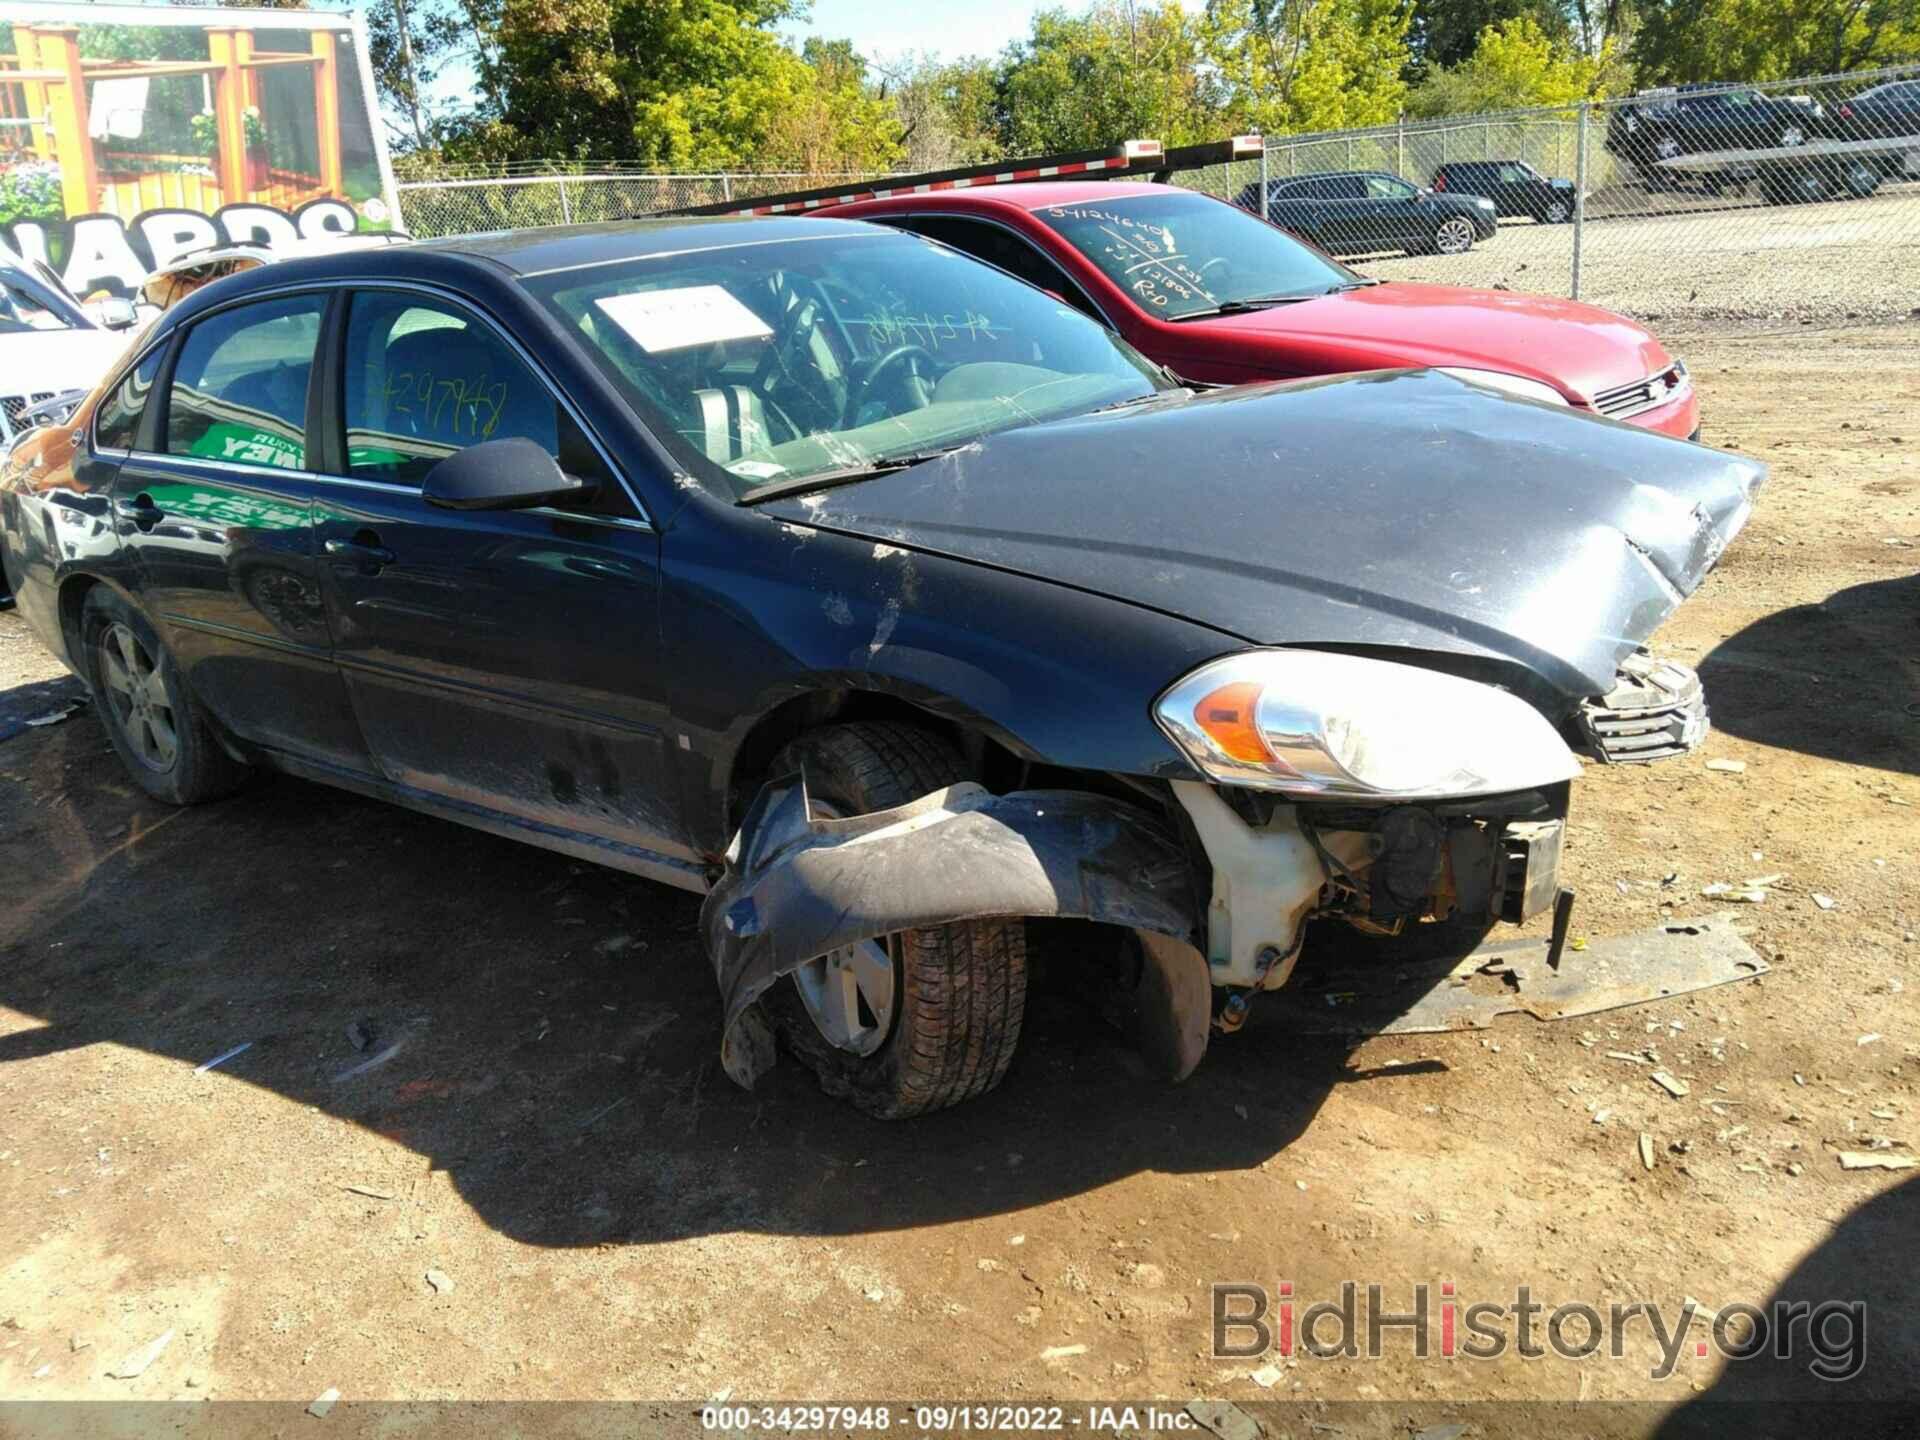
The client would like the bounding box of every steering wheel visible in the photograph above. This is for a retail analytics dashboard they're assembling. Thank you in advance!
[846,344,938,425]
[752,273,856,425]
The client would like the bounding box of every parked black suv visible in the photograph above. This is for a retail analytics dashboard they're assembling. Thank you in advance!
[1235,170,1498,256]
[1431,160,1579,222]
[1606,85,1823,183]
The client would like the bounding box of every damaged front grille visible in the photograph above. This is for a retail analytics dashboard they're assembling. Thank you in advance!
[1592,363,1688,421]
[1577,649,1708,763]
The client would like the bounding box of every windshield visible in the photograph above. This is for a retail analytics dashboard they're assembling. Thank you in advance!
[0,275,80,336]
[524,229,1167,498]
[1029,191,1358,320]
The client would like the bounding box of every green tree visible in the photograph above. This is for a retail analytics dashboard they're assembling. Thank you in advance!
[991,3,1216,154]
[438,0,902,171]
[1630,0,1920,83]
[1406,13,1623,115]
[1202,0,1413,135]
[875,55,1005,168]
[1405,0,1577,72]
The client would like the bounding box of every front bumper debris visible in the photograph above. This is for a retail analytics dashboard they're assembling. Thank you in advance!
[702,776,1208,1089]
[1577,650,1709,763]
[1261,916,1767,1035]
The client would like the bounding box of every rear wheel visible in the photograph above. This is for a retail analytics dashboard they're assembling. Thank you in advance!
[1540,197,1572,224]
[1432,216,1476,254]
[767,722,1029,1118]
[81,587,250,805]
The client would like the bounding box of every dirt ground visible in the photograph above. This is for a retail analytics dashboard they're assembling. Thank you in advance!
[1,324,1916,1432]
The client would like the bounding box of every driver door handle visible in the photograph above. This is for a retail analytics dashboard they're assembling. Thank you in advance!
[115,492,165,532]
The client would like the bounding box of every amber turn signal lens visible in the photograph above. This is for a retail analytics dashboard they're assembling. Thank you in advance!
[1193,680,1270,763]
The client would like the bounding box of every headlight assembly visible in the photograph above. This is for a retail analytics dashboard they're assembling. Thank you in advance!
[1434,367,1570,406]
[1154,649,1580,799]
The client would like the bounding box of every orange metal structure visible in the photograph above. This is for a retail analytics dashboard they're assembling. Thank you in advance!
[0,23,343,216]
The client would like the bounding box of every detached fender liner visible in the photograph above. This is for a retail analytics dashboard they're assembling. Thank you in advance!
[702,777,1207,1089]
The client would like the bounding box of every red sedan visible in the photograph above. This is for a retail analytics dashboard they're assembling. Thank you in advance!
[823,181,1700,440]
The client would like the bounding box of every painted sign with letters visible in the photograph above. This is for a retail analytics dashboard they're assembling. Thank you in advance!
[0,3,398,295]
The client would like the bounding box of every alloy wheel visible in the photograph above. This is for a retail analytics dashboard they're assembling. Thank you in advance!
[793,934,898,1056]
[1545,199,1570,223]
[791,796,899,1055]
[99,621,178,772]
[1435,217,1474,253]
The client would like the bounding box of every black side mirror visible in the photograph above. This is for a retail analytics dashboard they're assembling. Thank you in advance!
[422,437,595,511]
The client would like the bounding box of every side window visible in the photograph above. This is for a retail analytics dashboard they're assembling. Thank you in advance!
[1332,177,1369,199]
[0,280,67,333]
[341,291,619,512]
[1365,175,1414,200]
[166,294,324,472]
[903,217,1103,322]
[1497,164,1528,183]
[95,346,165,452]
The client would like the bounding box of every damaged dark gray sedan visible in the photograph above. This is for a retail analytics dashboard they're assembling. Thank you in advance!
[0,218,1763,1117]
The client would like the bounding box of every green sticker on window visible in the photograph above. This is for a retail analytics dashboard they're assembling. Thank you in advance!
[189,422,305,471]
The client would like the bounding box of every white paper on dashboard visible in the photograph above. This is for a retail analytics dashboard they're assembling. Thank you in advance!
[593,286,774,353]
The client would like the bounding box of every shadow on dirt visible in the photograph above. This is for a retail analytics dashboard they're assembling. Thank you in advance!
[0,707,1461,1249]
[1655,1175,1919,1429]
[1700,569,1920,775]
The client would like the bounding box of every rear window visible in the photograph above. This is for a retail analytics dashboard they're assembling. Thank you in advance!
[165,294,324,472]
[95,347,164,451]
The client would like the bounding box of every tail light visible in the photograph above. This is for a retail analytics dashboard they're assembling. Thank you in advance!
[1839,104,1854,120]
[1433,173,1447,190]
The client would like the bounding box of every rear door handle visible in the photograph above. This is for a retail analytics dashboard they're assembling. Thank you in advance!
[324,531,397,569]
[115,492,164,532]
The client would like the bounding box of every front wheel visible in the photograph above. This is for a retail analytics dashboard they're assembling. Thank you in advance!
[81,587,250,805]
[1540,197,1572,224]
[767,722,1029,1118]
[1432,216,1476,254]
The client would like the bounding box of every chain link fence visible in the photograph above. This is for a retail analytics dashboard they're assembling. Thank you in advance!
[397,62,1920,328]
[1175,63,1920,326]
[395,169,895,239]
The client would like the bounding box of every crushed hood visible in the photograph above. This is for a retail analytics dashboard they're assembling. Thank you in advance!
[763,370,1765,700]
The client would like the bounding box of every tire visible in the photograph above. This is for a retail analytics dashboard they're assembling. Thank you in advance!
[81,586,250,805]
[766,721,1029,1118]
[1432,216,1475,254]
[1841,160,1882,199]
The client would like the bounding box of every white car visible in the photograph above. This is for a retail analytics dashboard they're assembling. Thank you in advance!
[0,258,140,449]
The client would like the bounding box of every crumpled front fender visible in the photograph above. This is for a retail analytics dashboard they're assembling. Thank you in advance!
[702,777,1207,1089]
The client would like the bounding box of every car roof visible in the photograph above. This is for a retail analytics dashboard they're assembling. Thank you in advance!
[833,179,1285,215]
[404,214,878,274]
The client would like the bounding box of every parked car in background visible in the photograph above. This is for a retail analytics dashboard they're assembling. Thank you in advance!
[1431,160,1579,223]
[1,217,1758,1117]
[1,256,142,604]
[1232,171,1497,255]
[1606,85,1824,183]
[1,256,140,448]
[1823,77,1920,167]
[825,183,1700,439]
